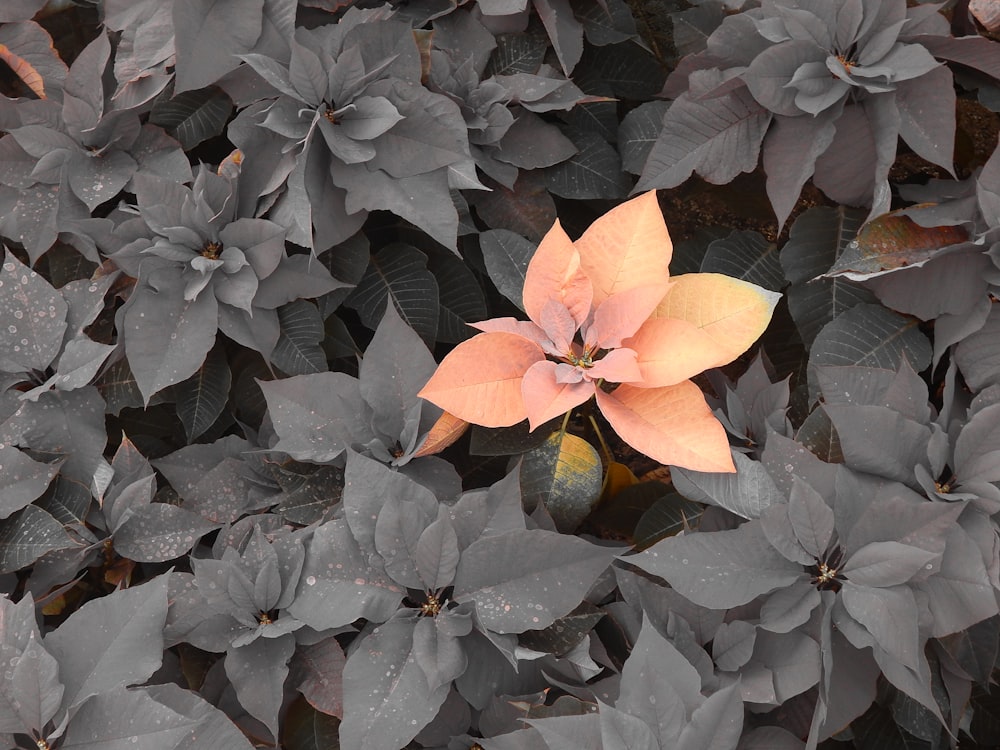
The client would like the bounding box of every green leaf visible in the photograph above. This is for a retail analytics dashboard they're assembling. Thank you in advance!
[272,300,328,376]
[226,634,296,741]
[546,129,629,199]
[0,250,67,373]
[518,601,604,657]
[149,84,234,150]
[700,230,784,292]
[0,632,62,736]
[808,305,932,395]
[427,251,488,343]
[59,686,199,750]
[675,682,744,750]
[637,88,771,190]
[113,503,218,562]
[632,491,705,550]
[486,31,547,76]
[259,372,370,462]
[175,343,231,441]
[671,451,784,520]
[452,529,619,633]
[780,206,875,347]
[144,682,257,750]
[632,521,804,609]
[795,405,843,463]
[0,445,60,519]
[620,100,670,175]
[281,697,341,750]
[480,228,535,312]
[340,618,449,750]
[0,504,75,573]
[345,244,439,346]
[172,0,264,92]
[519,431,602,533]
[123,270,218,405]
[44,575,170,710]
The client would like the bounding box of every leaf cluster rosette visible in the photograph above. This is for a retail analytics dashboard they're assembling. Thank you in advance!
[419,191,780,472]
[639,0,1000,228]
[286,452,620,749]
[231,6,481,251]
[109,161,340,403]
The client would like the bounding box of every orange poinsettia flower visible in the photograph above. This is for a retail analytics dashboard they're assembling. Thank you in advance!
[418,192,780,472]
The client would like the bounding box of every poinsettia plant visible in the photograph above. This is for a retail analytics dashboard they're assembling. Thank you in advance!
[419,191,780,471]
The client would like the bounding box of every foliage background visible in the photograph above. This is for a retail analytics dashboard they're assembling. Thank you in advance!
[0,0,999,749]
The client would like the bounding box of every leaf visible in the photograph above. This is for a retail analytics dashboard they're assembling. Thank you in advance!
[841,582,922,671]
[412,410,468,458]
[259,372,370,462]
[534,0,584,74]
[452,529,619,633]
[480,228,536,312]
[637,88,772,191]
[620,100,669,175]
[954,307,1000,392]
[676,682,744,750]
[631,521,804,609]
[344,244,440,346]
[700,231,784,292]
[340,617,450,750]
[0,21,65,100]
[795,405,843,463]
[0,250,68,372]
[289,519,405,630]
[114,503,218,562]
[780,205,875,346]
[0,445,60,519]
[291,636,346,718]
[595,382,736,472]
[519,431,602,532]
[143,682,257,750]
[149,84,234,150]
[825,212,968,280]
[44,575,169,710]
[272,299,328,376]
[173,0,264,92]
[20,337,116,401]
[226,634,295,741]
[175,343,231,441]
[0,504,75,573]
[123,270,218,405]
[787,477,834,559]
[599,701,660,750]
[486,31,547,76]
[418,332,543,428]
[528,713,603,750]
[59,685,199,750]
[671,450,784,520]
[518,600,603,656]
[809,305,931,390]
[617,616,701,743]
[430,251,488,344]
[361,295,437,442]
[843,541,938,588]
[545,129,629,199]
[0,632,61,736]
[641,273,780,384]
[574,191,671,306]
[281,697,341,750]
[632,491,706,550]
